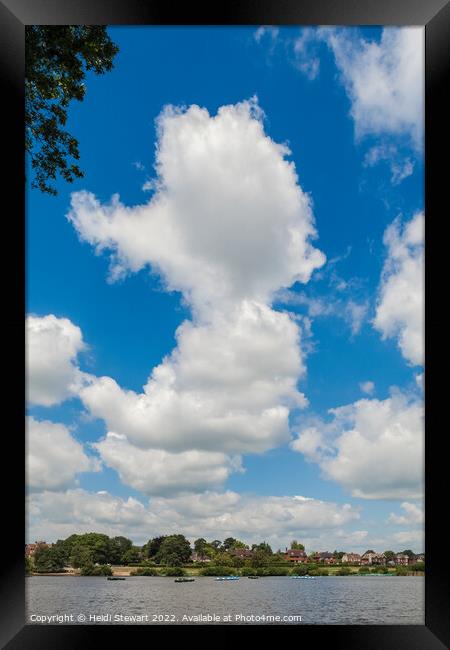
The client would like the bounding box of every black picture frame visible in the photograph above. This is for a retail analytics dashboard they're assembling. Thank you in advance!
[1,0,448,646]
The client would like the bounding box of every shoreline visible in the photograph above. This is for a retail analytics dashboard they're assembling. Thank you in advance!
[29,571,425,578]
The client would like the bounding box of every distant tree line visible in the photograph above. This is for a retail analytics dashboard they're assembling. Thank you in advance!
[26,534,423,575]
[28,533,280,573]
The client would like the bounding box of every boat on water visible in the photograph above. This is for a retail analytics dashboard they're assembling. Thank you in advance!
[215,576,240,581]
[174,577,195,582]
[247,576,259,579]
[107,577,126,580]
[291,575,315,579]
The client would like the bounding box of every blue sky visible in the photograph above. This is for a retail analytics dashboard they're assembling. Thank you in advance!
[26,26,424,552]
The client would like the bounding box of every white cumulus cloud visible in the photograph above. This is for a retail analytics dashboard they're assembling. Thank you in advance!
[68,98,325,316]
[270,27,423,183]
[66,98,324,463]
[79,302,307,453]
[392,529,424,547]
[26,314,86,406]
[291,390,424,500]
[388,501,424,526]
[94,432,242,495]
[27,416,99,491]
[323,27,424,148]
[373,212,424,366]
[27,488,359,548]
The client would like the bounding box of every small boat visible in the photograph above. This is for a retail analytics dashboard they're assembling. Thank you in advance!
[291,575,315,579]
[215,576,240,581]
[247,576,259,579]
[107,576,126,580]
[174,577,195,582]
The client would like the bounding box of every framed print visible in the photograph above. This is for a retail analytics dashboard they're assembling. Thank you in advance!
[1,0,448,646]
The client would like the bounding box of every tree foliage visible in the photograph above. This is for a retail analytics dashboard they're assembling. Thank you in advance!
[249,550,270,568]
[155,535,192,566]
[80,564,112,576]
[109,536,133,564]
[164,566,186,577]
[122,546,142,565]
[290,540,305,551]
[213,552,234,566]
[34,544,65,573]
[200,565,237,576]
[222,537,247,551]
[290,565,308,576]
[251,542,273,555]
[336,567,351,576]
[130,567,159,576]
[25,555,33,575]
[65,532,112,567]
[69,543,94,569]
[25,26,118,194]
[145,536,167,559]
[193,538,208,554]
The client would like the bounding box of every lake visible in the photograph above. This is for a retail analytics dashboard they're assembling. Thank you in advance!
[26,576,424,625]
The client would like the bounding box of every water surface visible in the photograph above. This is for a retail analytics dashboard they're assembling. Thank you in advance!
[26,576,424,625]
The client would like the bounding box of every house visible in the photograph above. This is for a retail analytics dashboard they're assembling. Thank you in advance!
[191,552,211,563]
[284,548,307,563]
[341,553,361,565]
[25,541,49,557]
[414,553,425,563]
[361,551,386,566]
[394,553,409,566]
[317,552,336,564]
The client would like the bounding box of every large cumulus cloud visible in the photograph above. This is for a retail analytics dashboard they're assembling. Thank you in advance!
[63,98,326,491]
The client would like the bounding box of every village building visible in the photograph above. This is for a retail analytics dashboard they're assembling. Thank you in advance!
[361,551,386,566]
[394,553,410,566]
[25,541,49,557]
[284,548,307,563]
[341,553,361,564]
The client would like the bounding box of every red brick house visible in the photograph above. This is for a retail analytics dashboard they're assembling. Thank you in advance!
[284,548,307,563]
[394,553,409,566]
[317,552,336,564]
[25,541,49,557]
